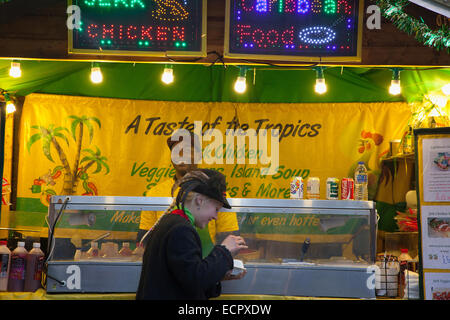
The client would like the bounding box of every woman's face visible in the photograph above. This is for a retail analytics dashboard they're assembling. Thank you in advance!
[193,196,222,229]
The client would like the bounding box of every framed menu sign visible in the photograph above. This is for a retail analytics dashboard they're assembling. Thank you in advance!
[224,0,363,62]
[68,0,207,57]
[415,128,450,300]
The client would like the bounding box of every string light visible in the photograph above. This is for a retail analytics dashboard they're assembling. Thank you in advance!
[90,62,103,84]
[3,93,16,114]
[234,67,248,94]
[314,67,327,94]
[9,61,22,78]
[389,68,401,95]
[161,64,174,84]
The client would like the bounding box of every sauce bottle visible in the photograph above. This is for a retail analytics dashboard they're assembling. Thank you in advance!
[87,241,99,258]
[0,241,11,291]
[119,242,132,257]
[8,241,28,292]
[24,242,45,292]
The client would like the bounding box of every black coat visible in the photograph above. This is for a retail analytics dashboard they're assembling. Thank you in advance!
[136,213,234,300]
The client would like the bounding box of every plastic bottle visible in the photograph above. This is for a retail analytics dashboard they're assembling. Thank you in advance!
[403,126,413,154]
[87,241,99,258]
[399,249,412,274]
[354,161,368,201]
[0,241,11,291]
[8,241,28,292]
[24,242,45,292]
[119,242,132,257]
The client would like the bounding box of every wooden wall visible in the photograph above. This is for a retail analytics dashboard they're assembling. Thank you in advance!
[0,0,448,66]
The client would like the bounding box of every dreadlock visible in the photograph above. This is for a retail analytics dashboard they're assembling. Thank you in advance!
[139,171,210,246]
[173,171,210,211]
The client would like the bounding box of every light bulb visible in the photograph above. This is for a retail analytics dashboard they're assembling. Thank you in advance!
[442,83,450,96]
[161,67,174,84]
[9,61,21,78]
[389,79,401,95]
[4,93,16,114]
[315,78,327,94]
[234,76,247,93]
[90,66,103,84]
[6,101,16,114]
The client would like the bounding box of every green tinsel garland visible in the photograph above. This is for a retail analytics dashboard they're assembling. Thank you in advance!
[376,0,450,52]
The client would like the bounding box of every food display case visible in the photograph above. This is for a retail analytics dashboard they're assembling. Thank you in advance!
[45,196,171,293]
[222,198,378,299]
[46,196,377,298]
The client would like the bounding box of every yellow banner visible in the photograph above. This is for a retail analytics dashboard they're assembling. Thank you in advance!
[17,93,411,212]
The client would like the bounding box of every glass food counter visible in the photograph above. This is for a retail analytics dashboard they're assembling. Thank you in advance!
[45,196,169,293]
[222,198,377,299]
[46,196,377,298]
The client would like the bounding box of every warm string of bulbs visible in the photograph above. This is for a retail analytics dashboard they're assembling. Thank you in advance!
[84,61,411,96]
[4,61,449,110]
[1,60,22,114]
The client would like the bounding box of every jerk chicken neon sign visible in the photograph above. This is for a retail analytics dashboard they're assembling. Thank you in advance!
[68,0,206,56]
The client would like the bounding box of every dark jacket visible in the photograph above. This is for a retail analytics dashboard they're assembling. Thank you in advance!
[136,213,234,300]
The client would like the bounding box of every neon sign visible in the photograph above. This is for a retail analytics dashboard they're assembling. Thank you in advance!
[225,0,363,61]
[68,0,206,57]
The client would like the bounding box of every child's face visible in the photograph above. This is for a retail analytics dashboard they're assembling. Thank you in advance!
[194,197,222,229]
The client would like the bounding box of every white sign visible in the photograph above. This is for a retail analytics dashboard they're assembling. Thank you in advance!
[422,138,450,202]
[424,272,450,300]
[420,205,450,270]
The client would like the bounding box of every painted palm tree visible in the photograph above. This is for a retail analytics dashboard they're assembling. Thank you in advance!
[69,115,101,194]
[79,146,110,177]
[27,125,73,195]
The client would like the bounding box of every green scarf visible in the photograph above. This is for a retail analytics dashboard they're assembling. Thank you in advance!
[176,205,195,226]
[175,205,214,258]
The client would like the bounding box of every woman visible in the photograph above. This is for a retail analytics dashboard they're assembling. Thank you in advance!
[136,169,247,300]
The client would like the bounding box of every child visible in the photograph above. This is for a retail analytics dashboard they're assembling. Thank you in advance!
[136,169,247,300]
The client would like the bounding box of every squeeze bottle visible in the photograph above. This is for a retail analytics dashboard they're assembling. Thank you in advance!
[24,242,45,292]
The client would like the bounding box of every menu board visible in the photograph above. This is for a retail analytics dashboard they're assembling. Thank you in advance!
[424,272,450,300]
[416,128,450,300]
[224,0,363,62]
[421,206,450,270]
[68,0,207,56]
[421,137,450,201]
